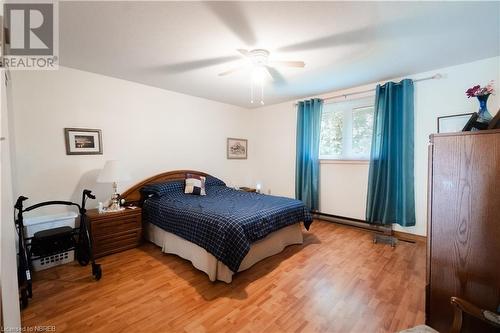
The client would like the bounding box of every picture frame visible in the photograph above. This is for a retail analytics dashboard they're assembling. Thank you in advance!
[461,113,488,132]
[437,113,474,133]
[227,138,247,159]
[487,108,500,129]
[64,128,103,155]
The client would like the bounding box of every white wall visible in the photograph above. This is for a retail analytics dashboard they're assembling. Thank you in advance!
[250,56,500,236]
[10,67,252,213]
[249,101,298,197]
[1,69,22,328]
[319,161,370,220]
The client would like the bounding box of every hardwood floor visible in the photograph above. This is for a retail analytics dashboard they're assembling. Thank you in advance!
[21,220,426,333]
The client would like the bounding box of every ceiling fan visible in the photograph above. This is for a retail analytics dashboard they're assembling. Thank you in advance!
[218,48,305,81]
[217,49,305,105]
[157,2,388,105]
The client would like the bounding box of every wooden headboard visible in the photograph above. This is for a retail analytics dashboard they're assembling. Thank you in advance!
[120,170,211,206]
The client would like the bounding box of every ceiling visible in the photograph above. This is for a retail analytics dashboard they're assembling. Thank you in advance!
[59,1,500,108]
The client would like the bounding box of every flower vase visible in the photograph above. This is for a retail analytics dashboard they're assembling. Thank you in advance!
[476,94,492,123]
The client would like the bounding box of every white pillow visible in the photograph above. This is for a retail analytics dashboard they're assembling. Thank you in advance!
[184,175,206,196]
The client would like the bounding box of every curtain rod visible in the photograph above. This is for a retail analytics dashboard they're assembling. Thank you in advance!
[295,73,442,105]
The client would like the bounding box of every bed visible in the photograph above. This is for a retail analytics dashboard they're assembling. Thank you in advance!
[121,170,313,282]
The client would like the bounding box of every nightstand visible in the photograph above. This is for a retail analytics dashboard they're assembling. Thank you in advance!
[86,207,142,258]
[239,187,257,193]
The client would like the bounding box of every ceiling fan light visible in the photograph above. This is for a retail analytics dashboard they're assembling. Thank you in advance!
[251,65,267,84]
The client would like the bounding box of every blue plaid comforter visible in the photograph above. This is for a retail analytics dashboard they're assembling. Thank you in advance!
[142,184,312,272]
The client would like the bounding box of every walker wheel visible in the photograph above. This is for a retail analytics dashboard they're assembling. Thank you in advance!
[77,250,90,266]
[78,257,89,266]
[20,288,29,309]
[92,264,102,281]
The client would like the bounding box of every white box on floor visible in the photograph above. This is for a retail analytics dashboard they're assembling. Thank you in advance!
[24,212,78,271]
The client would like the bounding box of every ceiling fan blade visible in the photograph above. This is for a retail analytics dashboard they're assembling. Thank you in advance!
[277,23,383,52]
[204,2,257,46]
[278,14,458,53]
[218,67,242,76]
[161,55,240,74]
[236,49,250,57]
[269,60,305,68]
[265,66,286,85]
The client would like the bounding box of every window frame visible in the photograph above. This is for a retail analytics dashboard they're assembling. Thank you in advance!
[319,97,375,161]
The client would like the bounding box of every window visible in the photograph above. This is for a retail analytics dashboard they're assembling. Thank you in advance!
[320,96,374,160]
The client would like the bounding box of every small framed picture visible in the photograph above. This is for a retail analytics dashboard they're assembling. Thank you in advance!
[227,138,247,159]
[64,128,103,155]
[437,113,474,133]
[488,108,500,129]
[462,113,488,132]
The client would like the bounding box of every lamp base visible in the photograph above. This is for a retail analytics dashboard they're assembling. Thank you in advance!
[107,183,122,212]
[103,206,125,213]
[107,201,122,212]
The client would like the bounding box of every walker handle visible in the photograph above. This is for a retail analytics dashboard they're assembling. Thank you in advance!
[83,189,96,200]
[14,196,28,210]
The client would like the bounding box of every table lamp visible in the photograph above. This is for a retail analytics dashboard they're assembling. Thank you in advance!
[97,160,131,211]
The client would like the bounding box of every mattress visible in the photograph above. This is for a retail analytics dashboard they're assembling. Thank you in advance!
[145,222,304,283]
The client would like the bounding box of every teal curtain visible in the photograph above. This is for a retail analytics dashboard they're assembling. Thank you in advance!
[366,79,415,226]
[295,98,323,211]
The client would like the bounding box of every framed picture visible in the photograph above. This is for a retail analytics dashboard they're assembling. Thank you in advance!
[227,138,247,159]
[461,113,488,132]
[487,108,500,129]
[437,113,474,133]
[64,128,103,155]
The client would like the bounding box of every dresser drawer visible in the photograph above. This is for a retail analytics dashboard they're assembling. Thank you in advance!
[91,214,141,235]
[93,229,142,258]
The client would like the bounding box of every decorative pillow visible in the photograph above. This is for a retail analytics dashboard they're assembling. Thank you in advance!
[205,175,226,187]
[184,174,206,195]
[141,181,183,198]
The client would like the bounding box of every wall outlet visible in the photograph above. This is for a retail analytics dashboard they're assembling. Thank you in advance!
[267,189,271,195]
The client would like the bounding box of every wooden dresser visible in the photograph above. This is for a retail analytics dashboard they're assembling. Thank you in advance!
[87,208,142,258]
[427,129,500,332]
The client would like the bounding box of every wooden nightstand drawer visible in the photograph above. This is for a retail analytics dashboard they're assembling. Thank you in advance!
[86,208,143,258]
[92,215,141,235]
[93,229,142,257]
[239,187,256,192]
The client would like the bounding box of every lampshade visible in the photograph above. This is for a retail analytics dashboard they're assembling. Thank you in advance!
[97,160,131,183]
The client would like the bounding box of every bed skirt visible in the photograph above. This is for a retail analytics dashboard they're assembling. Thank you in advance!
[145,222,304,283]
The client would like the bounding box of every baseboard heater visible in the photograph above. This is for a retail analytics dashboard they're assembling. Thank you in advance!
[313,212,390,233]
[316,212,424,246]
[313,212,399,246]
